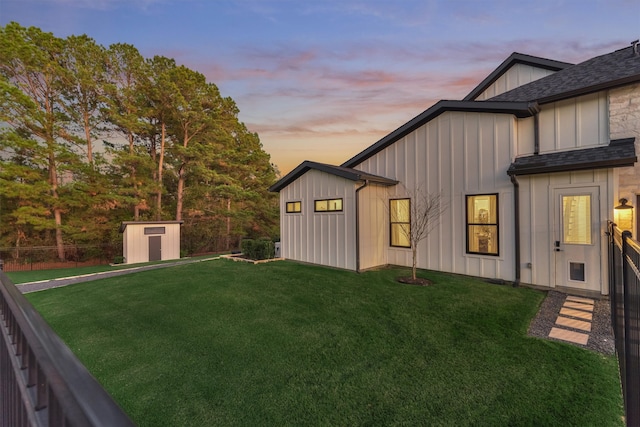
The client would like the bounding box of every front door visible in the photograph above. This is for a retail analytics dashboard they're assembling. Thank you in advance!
[553,186,601,292]
[149,235,162,261]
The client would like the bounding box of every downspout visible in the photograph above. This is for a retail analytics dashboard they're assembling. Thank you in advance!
[355,180,370,273]
[533,112,540,155]
[510,174,521,287]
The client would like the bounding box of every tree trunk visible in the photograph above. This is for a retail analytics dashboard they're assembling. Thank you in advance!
[176,163,185,221]
[54,208,65,261]
[83,110,93,163]
[412,246,417,280]
[226,198,231,250]
[128,132,140,220]
[49,152,65,261]
[155,122,165,220]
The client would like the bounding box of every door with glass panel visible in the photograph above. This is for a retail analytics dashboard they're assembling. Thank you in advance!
[553,187,600,291]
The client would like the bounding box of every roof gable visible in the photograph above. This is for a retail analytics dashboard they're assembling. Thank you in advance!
[464,52,572,101]
[269,161,398,193]
[490,46,640,103]
[342,100,537,168]
[119,220,184,233]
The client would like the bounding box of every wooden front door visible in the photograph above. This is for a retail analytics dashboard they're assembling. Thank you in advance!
[148,235,162,261]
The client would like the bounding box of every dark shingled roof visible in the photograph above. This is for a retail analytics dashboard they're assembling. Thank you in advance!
[507,138,637,176]
[464,52,573,101]
[490,46,640,103]
[269,161,398,192]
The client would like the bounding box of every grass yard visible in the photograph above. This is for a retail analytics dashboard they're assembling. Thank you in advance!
[7,254,220,284]
[26,260,623,426]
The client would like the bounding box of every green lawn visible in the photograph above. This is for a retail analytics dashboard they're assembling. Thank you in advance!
[26,260,623,426]
[7,254,220,284]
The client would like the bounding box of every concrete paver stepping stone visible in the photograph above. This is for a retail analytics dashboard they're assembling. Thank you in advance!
[556,316,592,332]
[563,301,594,312]
[559,307,593,321]
[566,295,595,305]
[549,327,589,345]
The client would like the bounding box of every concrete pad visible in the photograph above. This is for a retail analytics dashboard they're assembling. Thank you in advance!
[556,316,592,332]
[566,295,595,305]
[563,301,594,312]
[549,327,589,345]
[559,307,593,321]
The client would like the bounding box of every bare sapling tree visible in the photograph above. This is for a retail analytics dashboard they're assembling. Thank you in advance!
[394,186,447,282]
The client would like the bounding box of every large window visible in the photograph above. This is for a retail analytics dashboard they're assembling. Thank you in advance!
[315,198,343,212]
[466,194,499,256]
[286,201,301,213]
[390,199,411,248]
[562,195,591,244]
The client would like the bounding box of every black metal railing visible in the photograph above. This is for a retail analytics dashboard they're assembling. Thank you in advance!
[607,220,640,426]
[0,271,134,426]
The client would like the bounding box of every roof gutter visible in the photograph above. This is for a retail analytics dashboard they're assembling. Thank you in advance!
[355,180,369,272]
[510,175,521,287]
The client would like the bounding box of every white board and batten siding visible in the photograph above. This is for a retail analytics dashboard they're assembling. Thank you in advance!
[517,170,613,294]
[538,91,609,153]
[356,110,517,282]
[280,169,357,270]
[514,90,612,293]
[121,221,182,265]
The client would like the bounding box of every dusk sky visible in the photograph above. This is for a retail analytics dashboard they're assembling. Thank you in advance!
[1,0,639,174]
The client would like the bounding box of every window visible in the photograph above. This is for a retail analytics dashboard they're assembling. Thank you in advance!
[286,201,301,213]
[314,198,343,212]
[144,227,165,235]
[390,199,411,248]
[466,194,499,255]
[562,195,591,244]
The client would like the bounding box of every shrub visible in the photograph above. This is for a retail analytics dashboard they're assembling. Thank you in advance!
[113,256,125,264]
[241,239,274,260]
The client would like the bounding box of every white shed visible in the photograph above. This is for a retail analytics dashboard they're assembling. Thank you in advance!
[119,221,184,265]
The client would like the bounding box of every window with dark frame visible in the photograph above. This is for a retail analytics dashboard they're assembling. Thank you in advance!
[286,201,302,213]
[314,198,343,212]
[466,194,499,256]
[144,226,166,235]
[390,198,411,248]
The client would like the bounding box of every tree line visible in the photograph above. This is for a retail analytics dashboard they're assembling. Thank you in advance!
[0,22,279,260]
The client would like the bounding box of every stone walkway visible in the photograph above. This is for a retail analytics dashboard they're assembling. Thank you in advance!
[548,295,594,346]
[527,290,615,354]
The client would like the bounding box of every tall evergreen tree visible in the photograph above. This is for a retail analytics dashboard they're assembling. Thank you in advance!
[105,43,155,220]
[0,23,72,260]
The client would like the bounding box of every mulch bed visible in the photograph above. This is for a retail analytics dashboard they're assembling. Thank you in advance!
[397,276,433,286]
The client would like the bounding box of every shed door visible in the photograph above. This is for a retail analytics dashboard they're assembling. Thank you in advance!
[553,187,600,292]
[149,235,162,261]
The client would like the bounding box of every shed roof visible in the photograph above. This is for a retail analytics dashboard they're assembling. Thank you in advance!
[490,45,640,104]
[507,138,637,176]
[269,161,398,193]
[119,220,184,233]
[464,52,573,101]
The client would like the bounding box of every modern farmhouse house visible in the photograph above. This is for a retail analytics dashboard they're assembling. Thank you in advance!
[270,43,640,296]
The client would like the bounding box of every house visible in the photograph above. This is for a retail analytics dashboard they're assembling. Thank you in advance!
[119,221,183,264]
[269,43,640,296]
